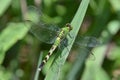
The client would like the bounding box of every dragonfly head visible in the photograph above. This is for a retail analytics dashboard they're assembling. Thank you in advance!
[66,23,73,31]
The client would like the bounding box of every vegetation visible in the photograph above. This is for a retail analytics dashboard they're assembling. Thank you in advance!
[0,0,120,80]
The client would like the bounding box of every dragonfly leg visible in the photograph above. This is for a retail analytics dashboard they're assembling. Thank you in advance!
[58,43,70,57]
[88,50,96,60]
[58,38,70,52]
[66,46,70,52]
[68,33,73,39]
[62,39,70,52]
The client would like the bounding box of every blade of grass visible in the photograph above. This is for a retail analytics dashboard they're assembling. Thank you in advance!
[66,47,91,80]
[34,52,43,80]
[45,0,90,80]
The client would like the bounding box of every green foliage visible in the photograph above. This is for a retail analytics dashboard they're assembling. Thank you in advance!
[0,22,29,64]
[0,0,11,17]
[0,0,120,80]
[0,66,12,80]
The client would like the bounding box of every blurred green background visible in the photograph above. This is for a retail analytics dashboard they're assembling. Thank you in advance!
[0,0,120,80]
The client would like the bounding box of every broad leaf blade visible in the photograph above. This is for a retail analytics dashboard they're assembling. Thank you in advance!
[0,22,29,64]
[0,0,11,17]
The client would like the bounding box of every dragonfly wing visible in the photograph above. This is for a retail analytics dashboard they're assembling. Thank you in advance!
[71,36,99,61]
[74,36,100,48]
[30,22,60,44]
[24,6,60,44]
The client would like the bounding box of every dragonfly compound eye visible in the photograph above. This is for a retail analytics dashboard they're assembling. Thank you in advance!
[66,23,73,31]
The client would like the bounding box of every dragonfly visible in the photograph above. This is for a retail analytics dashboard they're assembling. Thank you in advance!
[24,6,100,71]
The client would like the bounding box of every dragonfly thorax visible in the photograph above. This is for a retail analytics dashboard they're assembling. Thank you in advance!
[58,23,72,40]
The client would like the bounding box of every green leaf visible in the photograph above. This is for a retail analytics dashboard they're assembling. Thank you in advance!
[45,0,90,80]
[34,52,43,80]
[81,46,111,80]
[66,48,91,80]
[0,22,29,64]
[0,66,12,80]
[0,0,11,17]
[109,0,120,12]
[0,48,5,65]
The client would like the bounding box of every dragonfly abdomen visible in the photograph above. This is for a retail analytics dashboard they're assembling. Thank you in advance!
[38,45,57,71]
[38,36,63,71]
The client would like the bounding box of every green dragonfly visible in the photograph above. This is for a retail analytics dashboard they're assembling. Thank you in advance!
[24,6,99,71]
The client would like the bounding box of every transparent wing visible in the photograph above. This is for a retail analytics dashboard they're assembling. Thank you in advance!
[24,6,60,44]
[74,36,100,48]
[29,22,60,44]
[69,36,100,61]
